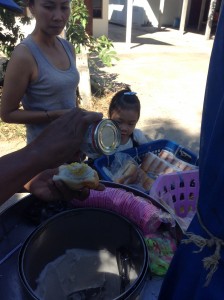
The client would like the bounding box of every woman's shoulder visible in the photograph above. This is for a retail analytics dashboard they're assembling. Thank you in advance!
[14,35,34,54]
[10,40,34,65]
[4,43,36,84]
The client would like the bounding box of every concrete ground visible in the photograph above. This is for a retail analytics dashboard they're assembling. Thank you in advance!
[104,23,214,155]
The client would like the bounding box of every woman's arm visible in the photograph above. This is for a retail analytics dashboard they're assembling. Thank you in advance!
[0,45,72,124]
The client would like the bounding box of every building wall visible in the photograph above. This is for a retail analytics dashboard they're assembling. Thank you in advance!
[161,0,183,26]
[109,0,127,26]
[143,0,160,27]
[84,0,93,35]
[108,0,183,28]
[93,0,109,37]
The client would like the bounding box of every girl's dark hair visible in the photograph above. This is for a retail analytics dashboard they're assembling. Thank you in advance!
[108,88,141,119]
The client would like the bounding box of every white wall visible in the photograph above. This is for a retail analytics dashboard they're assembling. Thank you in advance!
[108,0,183,28]
[161,0,183,26]
[142,0,160,27]
[109,0,127,26]
[93,0,109,37]
[108,0,160,27]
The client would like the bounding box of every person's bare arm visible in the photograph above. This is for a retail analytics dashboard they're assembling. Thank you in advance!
[0,146,46,204]
[0,108,103,205]
[0,45,73,124]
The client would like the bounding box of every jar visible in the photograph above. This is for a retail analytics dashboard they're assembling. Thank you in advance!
[81,119,121,158]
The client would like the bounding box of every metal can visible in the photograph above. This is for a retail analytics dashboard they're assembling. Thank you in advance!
[81,119,121,158]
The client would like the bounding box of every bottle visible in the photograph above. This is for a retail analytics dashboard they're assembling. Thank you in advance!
[81,119,121,158]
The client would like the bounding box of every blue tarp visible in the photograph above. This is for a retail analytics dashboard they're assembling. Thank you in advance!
[159,3,224,300]
[0,0,22,13]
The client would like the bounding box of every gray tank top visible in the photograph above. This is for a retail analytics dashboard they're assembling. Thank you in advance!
[21,35,80,143]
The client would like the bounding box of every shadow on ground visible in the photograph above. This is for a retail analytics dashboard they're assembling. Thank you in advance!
[90,62,127,96]
[108,23,173,46]
[90,67,200,156]
[142,118,200,156]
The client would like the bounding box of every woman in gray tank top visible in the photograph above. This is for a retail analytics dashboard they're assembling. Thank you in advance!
[1,0,80,143]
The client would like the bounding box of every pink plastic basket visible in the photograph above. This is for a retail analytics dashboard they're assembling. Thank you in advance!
[150,170,199,218]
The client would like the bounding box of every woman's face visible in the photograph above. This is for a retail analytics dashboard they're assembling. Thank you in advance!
[30,0,71,36]
[110,109,139,145]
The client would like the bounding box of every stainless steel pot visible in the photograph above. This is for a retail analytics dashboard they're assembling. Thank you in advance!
[19,208,149,300]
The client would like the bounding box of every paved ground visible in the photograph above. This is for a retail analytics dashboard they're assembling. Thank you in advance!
[105,23,214,155]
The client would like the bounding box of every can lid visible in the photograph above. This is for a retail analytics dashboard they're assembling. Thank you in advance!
[94,119,121,155]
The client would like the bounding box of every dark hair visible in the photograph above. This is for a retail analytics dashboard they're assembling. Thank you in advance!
[108,88,141,119]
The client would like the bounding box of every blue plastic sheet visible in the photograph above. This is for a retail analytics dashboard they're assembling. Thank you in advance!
[159,3,224,300]
[0,0,22,13]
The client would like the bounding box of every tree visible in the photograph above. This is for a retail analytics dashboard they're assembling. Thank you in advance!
[0,0,29,57]
[0,1,29,82]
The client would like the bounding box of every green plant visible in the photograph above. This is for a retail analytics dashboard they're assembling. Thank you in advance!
[67,0,118,67]
[0,1,30,56]
[94,35,118,67]
[0,1,30,80]
[66,0,89,53]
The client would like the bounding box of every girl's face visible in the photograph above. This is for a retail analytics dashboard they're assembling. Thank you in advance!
[110,109,139,145]
[30,0,70,36]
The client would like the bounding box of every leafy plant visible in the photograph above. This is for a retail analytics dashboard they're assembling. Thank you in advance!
[0,1,30,80]
[0,1,30,56]
[67,0,118,67]
[94,35,117,67]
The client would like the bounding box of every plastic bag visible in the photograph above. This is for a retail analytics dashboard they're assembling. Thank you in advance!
[104,152,154,192]
[150,189,196,231]
[110,152,138,183]
[144,231,177,276]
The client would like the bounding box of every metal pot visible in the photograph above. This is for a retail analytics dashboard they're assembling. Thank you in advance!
[19,208,149,300]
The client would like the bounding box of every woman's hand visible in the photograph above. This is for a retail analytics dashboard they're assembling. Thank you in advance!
[24,168,105,202]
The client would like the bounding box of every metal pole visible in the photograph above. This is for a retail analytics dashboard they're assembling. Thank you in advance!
[126,0,133,46]
[205,0,217,40]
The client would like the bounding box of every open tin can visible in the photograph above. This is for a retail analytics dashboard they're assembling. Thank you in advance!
[81,119,121,158]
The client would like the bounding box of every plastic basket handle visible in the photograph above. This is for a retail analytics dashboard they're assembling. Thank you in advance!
[176,148,193,163]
